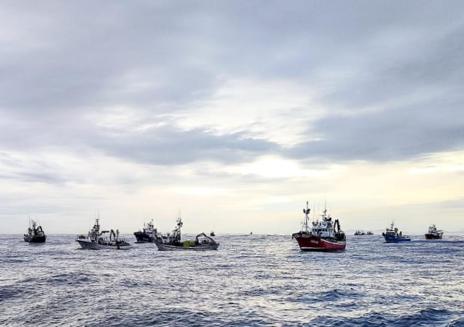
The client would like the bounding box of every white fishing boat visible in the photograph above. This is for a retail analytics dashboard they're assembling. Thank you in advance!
[76,219,131,250]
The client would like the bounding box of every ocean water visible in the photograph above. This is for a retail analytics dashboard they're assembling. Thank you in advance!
[1,234,463,326]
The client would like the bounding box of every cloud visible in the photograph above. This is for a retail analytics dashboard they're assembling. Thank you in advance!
[288,95,464,162]
[320,21,464,111]
[1,1,464,233]
[94,125,279,165]
[0,151,70,185]
[1,1,463,164]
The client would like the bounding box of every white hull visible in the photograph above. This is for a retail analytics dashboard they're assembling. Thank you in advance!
[154,242,219,251]
[76,239,131,250]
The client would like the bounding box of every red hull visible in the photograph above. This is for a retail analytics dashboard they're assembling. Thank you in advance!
[294,234,346,251]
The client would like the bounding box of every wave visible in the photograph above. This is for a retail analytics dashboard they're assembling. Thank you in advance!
[1,234,463,326]
[312,308,458,326]
[0,285,24,302]
[43,272,95,285]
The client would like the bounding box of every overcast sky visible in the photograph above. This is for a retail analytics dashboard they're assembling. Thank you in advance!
[1,1,463,234]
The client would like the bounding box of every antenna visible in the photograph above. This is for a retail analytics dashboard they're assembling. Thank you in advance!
[302,201,311,231]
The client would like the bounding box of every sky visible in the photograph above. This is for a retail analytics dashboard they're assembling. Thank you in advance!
[1,1,463,234]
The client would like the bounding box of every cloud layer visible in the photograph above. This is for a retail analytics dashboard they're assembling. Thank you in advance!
[1,1,464,232]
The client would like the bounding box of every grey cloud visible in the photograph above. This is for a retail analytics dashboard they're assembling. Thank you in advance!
[0,172,67,184]
[322,22,464,111]
[0,152,70,184]
[1,1,464,166]
[93,126,280,165]
[288,96,464,162]
[0,113,279,166]
[3,0,462,115]
[0,1,222,113]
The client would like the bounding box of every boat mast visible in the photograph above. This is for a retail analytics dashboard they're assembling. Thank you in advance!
[303,201,311,232]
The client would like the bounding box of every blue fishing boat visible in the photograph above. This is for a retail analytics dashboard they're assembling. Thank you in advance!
[382,222,411,243]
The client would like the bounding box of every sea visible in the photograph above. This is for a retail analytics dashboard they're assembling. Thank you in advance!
[1,234,463,326]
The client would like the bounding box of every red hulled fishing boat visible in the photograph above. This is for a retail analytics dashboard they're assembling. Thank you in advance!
[292,202,346,251]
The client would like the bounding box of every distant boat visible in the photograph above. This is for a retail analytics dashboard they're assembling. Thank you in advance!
[153,217,219,251]
[292,202,346,251]
[134,219,158,243]
[354,230,374,236]
[425,225,443,240]
[382,222,411,243]
[210,231,215,237]
[76,219,131,250]
[24,220,46,243]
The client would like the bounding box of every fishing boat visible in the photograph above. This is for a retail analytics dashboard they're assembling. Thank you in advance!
[292,202,346,251]
[153,217,219,251]
[354,230,374,236]
[24,220,46,243]
[425,224,443,240]
[76,219,131,250]
[133,219,158,243]
[382,222,411,243]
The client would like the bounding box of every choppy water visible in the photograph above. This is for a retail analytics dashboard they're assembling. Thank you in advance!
[1,234,463,326]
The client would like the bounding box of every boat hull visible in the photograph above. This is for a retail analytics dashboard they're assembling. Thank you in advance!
[76,239,131,250]
[425,233,442,240]
[134,231,155,243]
[383,235,411,243]
[292,233,346,251]
[154,241,219,251]
[24,235,46,243]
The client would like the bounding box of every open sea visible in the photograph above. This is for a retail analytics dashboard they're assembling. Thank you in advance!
[1,234,463,326]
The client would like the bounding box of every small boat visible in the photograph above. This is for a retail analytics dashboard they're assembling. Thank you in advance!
[134,219,158,243]
[292,202,346,251]
[154,217,219,251]
[210,231,215,237]
[382,222,411,243]
[24,220,46,243]
[425,224,443,240]
[76,219,131,250]
[354,230,374,236]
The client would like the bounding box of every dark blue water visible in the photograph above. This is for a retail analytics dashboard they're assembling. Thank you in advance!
[1,234,463,326]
